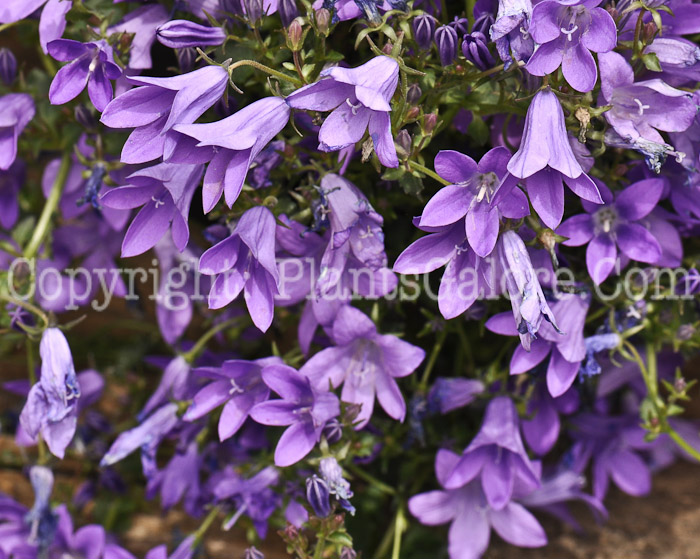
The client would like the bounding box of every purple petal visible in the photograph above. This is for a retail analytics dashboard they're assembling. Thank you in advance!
[614,178,664,221]
[527,169,565,229]
[586,233,617,285]
[274,421,317,466]
[616,223,662,264]
[557,214,594,246]
[434,150,478,184]
[420,185,470,227]
[489,502,547,547]
[49,58,90,106]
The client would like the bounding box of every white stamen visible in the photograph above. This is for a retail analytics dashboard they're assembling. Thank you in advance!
[634,98,650,116]
[229,379,244,395]
[345,98,362,116]
[561,24,579,41]
[359,225,374,239]
[151,196,165,208]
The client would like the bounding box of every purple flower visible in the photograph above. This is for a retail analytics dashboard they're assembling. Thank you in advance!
[419,147,529,257]
[0,48,17,85]
[644,37,700,85]
[100,162,205,258]
[435,25,459,66]
[428,377,485,414]
[306,475,332,516]
[557,178,665,284]
[598,51,697,171]
[0,0,71,54]
[47,39,122,112]
[100,65,228,164]
[0,94,35,171]
[146,440,201,514]
[0,160,23,229]
[108,4,170,71]
[174,97,290,212]
[19,328,81,459]
[445,397,540,509]
[157,20,227,49]
[462,32,495,70]
[490,0,535,68]
[249,364,340,466]
[198,206,280,331]
[413,14,437,49]
[140,356,195,420]
[494,88,602,228]
[526,0,616,92]
[300,306,425,428]
[183,358,280,440]
[52,505,107,559]
[409,449,547,559]
[286,56,400,168]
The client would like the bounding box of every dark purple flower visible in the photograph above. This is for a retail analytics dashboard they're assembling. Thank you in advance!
[526,0,616,92]
[250,364,340,466]
[0,160,23,229]
[47,39,122,112]
[300,306,424,428]
[557,178,665,284]
[157,20,227,49]
[435,25,458,66]
[306,475,332,516]
[413,14,437,49]
[286,56,400,168]
[462,32,495,70]
[0,94,35,171]
[0,48,17,85]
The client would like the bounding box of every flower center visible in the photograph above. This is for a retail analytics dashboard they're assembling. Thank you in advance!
[473,171,499,203]
[560,24,579,41]
[345,98,363,116]
[594,206,618,234]
[634,98,650,116]
[229,378,245,395]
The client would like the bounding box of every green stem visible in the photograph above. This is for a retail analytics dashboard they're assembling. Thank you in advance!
[407,160,450,185]
[229,59,302,86]
[313,534,326,559]
[420,327,447,390]
[347,463,396,496]
[668,430,700,462]
[0,293,49,329]
[391,507,406,559]
[182,318,240,364]
[193,505,221,546]
[25,153,71,260]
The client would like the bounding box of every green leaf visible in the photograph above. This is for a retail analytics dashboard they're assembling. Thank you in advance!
[641,52,663,72]
[399,172,424,196]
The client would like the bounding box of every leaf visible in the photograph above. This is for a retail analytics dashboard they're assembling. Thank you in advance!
[399,172,424,196]
[641,52,663,72]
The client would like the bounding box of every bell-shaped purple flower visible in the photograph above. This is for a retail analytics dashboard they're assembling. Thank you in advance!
[286,56,399,168]
[409,449,547,559]
[491,0,535,68]
[250,364,340,466]
[183,357,281,440]
[100,162,205,257]
[644,37,700,85]
[199,206,280,332]
[300,306,425,428]
[435,25,458,66]
[413,14,437,49]
[494,88,602,228]
[47,39,122,112]
[0,94,35,171]
[19,328,81,459]
[157,20,227,49]
[444,397,540,509]
[526,0,616,92]
[419,147,529,257]
[174,96,290,212]
[100,65,228,164]
[557,178,665,284]
[598,51,697,172]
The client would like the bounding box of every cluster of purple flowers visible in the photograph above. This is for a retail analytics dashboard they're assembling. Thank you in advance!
[1,0,700,558]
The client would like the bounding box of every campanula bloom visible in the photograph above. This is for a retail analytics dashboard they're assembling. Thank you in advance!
[174,96,290,212]
[598,51,696,172]
[250,364,340,466]
[47,39,122,112]
[146,441,201,514]
[199,206,280,331]
[100,162,205,257]
[286,56,400,168]
[0,48,17,85]
[526,0,616,92]
[644,37,700,85]
[409,449,547,559]
[300,306,425,428]
[494,88,602,228]
[0,0,71,53]
[19,328,81,459]
[0,94,35,170]
[419,147,529,257]
[157,20,227,49]
[183,358,281,440]
[445,397,540,509]
[100,65,228,164]
[490,0,535,68]
[0,160,23,229]
[108,4,170,71]
[557,178,665,284]
[435,25,459,66]
[139,356,195,420]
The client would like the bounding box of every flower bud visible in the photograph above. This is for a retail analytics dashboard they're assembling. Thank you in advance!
[279,0,299,26]
[423,111,438,134]
[0,48,17,85]
[74,105,97,130]
[244,547,264,559]
[306,475,331,517]
[315,8,331,35]
[413,14,436,50]
[449,16,469,35]
[435,25,458,66]
[340,548,357,559]
[406,106,420,120]
[395,129,412,159]
[462,32,494,70]
[287,18,304,51]
[177,47,197,72]
[645,37,700,71]
[473,13,493,36]
[677,324,696,341]
[244,0,264,25]
[156,20,226,49]
[355,0,382,25]
[406,83,422,105]
[322,418,343,443]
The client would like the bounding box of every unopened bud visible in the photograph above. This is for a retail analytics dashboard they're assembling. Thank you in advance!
[413,14,436,50]
[306,475,331,517]
[322,418,343,444]
[675,376,688,392]
[677,324,695,341]
[406,106,420,120]
[315,8,331,35]
[382,42,393,55]
[395,129,412,159]
[279,0,299,26]
[340,548,357,559]
[244,547,264,559]
[244,0,263,25]
[288,18,304,51]
[0,48,17,85]
[423,112,438,134]
[74,105,97,130]
[176,47,197,72]
[435,25,458,66]
[407,83,422,105]
[156,20,226,49]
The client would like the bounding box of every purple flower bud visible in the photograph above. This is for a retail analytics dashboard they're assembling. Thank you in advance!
[306,475,332,517]
[157,20,226,49]
[177,47,198,72]
[279,0,299,26]
[315,8,331,34]
[435,25,458,66]
[340,548,357,559]
[0,48,17,85]
[448,16,469,35]
[74,105,97,130]
[473,13,493,36]
[406,83,422,104]
[243,0,264,25]
[354,0,382,24]
[462,31,494,70]
[244,547,264,559]
[322,418,343,443]
[413,14,436,50]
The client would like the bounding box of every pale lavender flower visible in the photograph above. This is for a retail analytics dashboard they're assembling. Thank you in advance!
[157,20,227,48]
[108,4,170,70]
[250,364,340,466]
[0,0,71,53]
[0,94,35,171]
[491,0,535,68]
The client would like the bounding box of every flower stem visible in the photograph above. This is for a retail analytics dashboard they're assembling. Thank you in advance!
[407,160,450,185]
[668,430,700,462]
[347,463,396,495]
[193,505,221,546]
[183,318,241,364]
[391,507,406,559]
[0,293,49,329]
[25,153,71,260]
[420,327,447,390]
[228,59,302,87]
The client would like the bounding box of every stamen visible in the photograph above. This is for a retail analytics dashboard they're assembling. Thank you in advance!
[151,196,165,208]
[229,379,244,395]
[634,98,650,116]
[359,225,374,239]
[345,98,362,116]
[561,24,579,41]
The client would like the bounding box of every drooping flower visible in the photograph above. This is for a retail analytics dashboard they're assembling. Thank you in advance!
[157,20,227,49]
[444,397,540,509]
[300,306,425,428]
[644,37,700,85]
[100,65,228,164]
[174,96,290,212]
[598,51,697,172]
[250,364,340,466]
[494,88,602,228]
[286,56,400,168]
[19,328,81,459]
[47,39,122,112]
[0,94,35,171]
[526,0,616,92]
[100,162,205,258]
[557,178,665,284]
[418,147,529,257]
[409,449,547,559]
[183,358,281,440]
[146,440,201,514]
[198,206,280,331]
